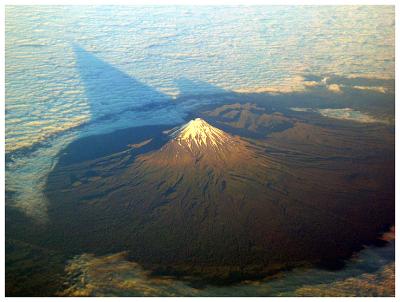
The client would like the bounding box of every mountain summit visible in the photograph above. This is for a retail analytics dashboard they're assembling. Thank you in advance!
[160,118,242,160]
[171,118,231,150]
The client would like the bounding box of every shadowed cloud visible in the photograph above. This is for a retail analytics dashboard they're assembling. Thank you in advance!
[59,229,394,297]
[73,44,172,123]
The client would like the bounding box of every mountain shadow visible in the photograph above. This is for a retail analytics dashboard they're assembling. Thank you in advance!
[73,44,172,123]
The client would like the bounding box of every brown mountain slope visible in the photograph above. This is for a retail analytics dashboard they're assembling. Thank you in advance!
[43,117,394,281]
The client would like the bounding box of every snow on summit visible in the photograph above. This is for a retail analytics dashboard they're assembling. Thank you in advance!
[171,118,231,150]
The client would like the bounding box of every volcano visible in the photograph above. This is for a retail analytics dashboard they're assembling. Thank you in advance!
[171,117,234,151]
[140,118,266,174]
[43,117,394,281]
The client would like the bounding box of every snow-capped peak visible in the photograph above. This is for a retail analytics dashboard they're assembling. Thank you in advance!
[171,118,230,150]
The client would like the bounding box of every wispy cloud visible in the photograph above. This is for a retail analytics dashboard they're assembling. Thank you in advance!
[317,108,380,123]
[290,107,386,124]
[353,86,387,94]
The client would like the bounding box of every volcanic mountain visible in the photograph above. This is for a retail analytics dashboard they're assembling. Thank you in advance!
[140,118,267,175]
[43,117,394,281]
[164,117,242,158]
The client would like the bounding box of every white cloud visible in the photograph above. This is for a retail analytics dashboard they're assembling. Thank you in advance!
[326,84,342,93]
[317,108,380,123]
[353,86,387,94]
[291,107,385,124]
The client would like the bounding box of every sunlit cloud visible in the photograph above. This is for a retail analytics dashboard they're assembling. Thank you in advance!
[5,6,394,153]
[317,108,380,123]
[353,85,387,94]
[326,84,342,93]
[294,263,394,297]
[290,107,386,124]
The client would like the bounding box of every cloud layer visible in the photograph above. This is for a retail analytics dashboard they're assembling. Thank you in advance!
[6,6,394,153]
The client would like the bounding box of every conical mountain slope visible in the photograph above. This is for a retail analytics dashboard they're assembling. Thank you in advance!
[44,118,392,281]
[124,118,275,226]
[141,118,259,167]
